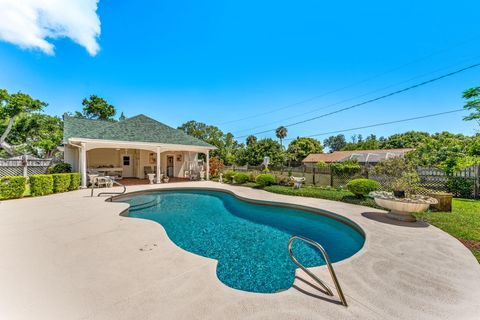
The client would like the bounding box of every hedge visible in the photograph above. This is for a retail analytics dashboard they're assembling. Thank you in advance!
[52,173,71,193]
[346,178,379,198]
[48,162,72,174]
[0,176,27,200]
[30,174,54,196]
[256,174,276,187]
[223,171,236,183]
[233,172,249,184]
[69,173,81,191]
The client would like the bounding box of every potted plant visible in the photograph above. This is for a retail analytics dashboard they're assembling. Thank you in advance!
[390,172,420,198]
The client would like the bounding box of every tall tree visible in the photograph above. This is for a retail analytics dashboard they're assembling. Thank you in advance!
[246,135,257,146]
[178,120,240,165]
[323,134,346,152]
[9,113,63,158]
[463,86,480,124]
[275,126,288,146]
[76,95,116,121]
[0,89,47,156]
[236,138,286,166]
[287,137,323,162]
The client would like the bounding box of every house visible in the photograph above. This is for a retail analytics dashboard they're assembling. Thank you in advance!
[302,148,414,166]
[63,114,215,188]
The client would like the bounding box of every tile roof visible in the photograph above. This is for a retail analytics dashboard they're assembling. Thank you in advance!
[302,148,414,163]
[63,114,214,148]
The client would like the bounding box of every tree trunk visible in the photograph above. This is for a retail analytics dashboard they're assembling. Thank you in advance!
[0,116,16,156]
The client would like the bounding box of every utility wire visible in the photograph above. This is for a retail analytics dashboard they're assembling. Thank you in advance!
[283,109,465,141]
[232,55,480,135]
[216,36,480,126]
[235,63,480,139]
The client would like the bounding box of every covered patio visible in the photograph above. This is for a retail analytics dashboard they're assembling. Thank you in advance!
[63,114,216,187]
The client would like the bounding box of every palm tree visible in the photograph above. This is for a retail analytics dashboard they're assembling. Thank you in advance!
[276,126,288,147]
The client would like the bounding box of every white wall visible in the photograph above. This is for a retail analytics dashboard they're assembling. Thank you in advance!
[64,145,79,172]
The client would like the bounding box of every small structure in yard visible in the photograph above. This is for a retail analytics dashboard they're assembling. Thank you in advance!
[63,114,216,188]
[369,191,438,222]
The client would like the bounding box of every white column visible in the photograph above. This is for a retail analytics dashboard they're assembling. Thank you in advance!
[80,143,87,188]
[206,150,210,181]
[156,147,161,183]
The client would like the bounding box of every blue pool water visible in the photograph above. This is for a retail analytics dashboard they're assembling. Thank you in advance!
[117,190,364,293]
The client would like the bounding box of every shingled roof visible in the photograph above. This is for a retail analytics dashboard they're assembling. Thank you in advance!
[63,114,214,148]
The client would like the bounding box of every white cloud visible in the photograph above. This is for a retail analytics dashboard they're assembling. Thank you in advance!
[0,0,101,56]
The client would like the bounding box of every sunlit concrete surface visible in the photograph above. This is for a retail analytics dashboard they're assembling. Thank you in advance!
[1,181,479,319]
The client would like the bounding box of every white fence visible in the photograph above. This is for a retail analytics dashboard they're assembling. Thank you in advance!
[0,157,52,177]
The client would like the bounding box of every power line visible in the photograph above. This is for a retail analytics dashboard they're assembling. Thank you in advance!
[216,36,480,126]
[235,62,480,139]
[283,109,465,141]
[232,55,480,135]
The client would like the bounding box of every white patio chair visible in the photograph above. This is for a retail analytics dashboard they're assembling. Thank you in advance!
[290,176,306,189]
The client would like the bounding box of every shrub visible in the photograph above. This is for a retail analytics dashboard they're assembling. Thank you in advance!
[52,173,71,193]
[248,172,258,182]
[209,156,224,178]
[233,172,249,184]
[69,173,81,191]
[223,171,236,183]
[30,174,54,196]
[48,162,72,174]
[446,176,474,198]
[274,174,290,186]
[331,159,361,175]
[0,176,27,199]
[256,174,276,187]
[347,178,379,197]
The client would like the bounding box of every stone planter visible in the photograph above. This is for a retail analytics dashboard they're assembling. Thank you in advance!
[370,191,438,222]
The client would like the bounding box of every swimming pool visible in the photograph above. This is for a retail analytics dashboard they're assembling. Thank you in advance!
[115,189,364,293]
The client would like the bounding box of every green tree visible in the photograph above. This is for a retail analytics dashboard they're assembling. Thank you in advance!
[286,137,323,162]
[275,126,288,147]
[178,120,241,165]
[76,95,116,121]
[323,134,346,152]
[382,131,430,149]
[246,135,257,146]
[0,89,47,156]
[236,138,286,166]
[9,113,63,158]
[463,86,480,124]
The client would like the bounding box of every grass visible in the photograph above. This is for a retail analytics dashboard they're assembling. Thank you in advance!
[262,184,480,263]
[415,199,480,262]
[263,185,379,208]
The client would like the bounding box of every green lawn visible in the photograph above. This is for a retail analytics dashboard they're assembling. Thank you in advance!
[262,185,480,263]
[415,199,480,262]
[263,185,379,208]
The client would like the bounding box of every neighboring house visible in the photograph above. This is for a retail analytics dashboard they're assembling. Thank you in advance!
[63,114,215,188]
[302,148,414,166]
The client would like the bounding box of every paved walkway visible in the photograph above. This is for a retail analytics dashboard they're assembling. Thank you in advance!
[0,181,479,319]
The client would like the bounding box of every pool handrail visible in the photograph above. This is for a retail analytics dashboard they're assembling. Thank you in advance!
[90,177,126,198]
[288,235,348,307]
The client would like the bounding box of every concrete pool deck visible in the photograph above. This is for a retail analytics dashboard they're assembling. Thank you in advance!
[0,181,479,319]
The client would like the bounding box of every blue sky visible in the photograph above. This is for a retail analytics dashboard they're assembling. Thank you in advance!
[0,0,479,144]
